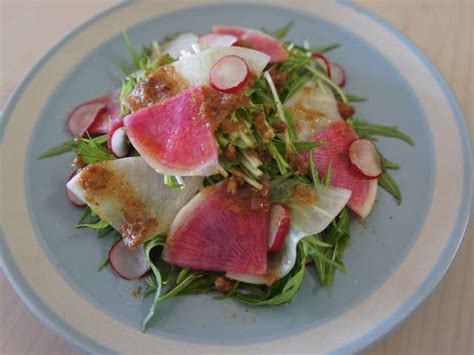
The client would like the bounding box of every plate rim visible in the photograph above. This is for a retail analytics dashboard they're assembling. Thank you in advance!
[0,0,472,353]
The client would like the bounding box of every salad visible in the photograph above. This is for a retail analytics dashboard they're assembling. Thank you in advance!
[39,22,414,330]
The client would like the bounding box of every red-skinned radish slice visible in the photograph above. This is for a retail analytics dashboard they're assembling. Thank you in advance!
[110,128,130,158]
[210,55,249,93]
[198,33,238,48]
[349,139,382,179]
[268,204,290,253]
[107,119,123,152]
[329,61,346,87]
[67,91,120,137]
[212,25,246,38]
[68,103,106,137]
[107,120,130,158]
[66,171,86,207]
[108,239,149,280]
[312,53,331,78]
[212,25,288,63]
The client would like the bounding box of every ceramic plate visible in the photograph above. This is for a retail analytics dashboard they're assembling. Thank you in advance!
[1,1,471,353]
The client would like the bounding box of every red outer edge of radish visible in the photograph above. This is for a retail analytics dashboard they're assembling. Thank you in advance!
[348,138,382,179]
[66,170,86,207]
[107,119,124,153]
[209,55,249,94]
[312,53,331,78]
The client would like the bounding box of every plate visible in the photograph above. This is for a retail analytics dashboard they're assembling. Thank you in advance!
[1,1,471,353]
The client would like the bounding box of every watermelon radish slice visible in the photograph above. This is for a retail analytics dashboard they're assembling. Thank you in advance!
[329,61,346,87]
[162,32,198,58]
[108,239,149,280]
[212,25,288,63]
[349,139,382,179]
[268,204,290,253]
[67,157,203,247]
[67,91,120,137]
[66,170,86,207]
[210,55,249,93]
[125,86,225,176]
[162,182,270,274]
[311,121,378,218]
[285,81,342,140]
[198,33,238,48]
[172,46,269,87]
[227,184,351,284]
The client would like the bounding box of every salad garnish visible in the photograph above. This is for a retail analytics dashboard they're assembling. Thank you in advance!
[39,21,414,330]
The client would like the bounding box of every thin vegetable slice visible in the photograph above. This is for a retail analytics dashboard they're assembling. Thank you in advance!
[268,204,290,253]
[209,55,249,93]
[66,170,86,207]
[109,239,149,280]
[68,102,106,137]
[110,127,130,158]
[329,61,346,87]
[198,33,237,47]
[349,138,382,179]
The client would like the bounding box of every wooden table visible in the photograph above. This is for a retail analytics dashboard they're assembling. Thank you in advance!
[1,1,472,353]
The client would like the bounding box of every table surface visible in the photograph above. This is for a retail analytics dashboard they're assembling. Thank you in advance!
[1,1,472,354]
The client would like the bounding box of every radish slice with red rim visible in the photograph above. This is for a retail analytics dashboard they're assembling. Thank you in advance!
[107,120,130,158]
[110,128,130,158]
[329,61,346,87]
[268,204,290,253]
[108,239,149,280]
[66,171,86,207]
[67,102,106,137]
[312,53,331,78]
[349,139,382,179]
[107,119,123,151]
[209,55,249,93]
[198,33,238,48]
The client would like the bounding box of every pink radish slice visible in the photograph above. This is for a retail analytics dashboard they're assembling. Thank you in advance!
[67,91,120,137]
[210,55,249,93]
[87,91,121,135]
[329,61,346,87]
[108,239,149,280]
[198,33,238,47]
[312,53,331,78]
[268,204,290,253]
[68,103,106,137]
[212,25,247,38]
[66,171,86,207]
[349,139,382,179]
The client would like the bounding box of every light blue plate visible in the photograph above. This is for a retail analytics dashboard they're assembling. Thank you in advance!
[1,1,471,353]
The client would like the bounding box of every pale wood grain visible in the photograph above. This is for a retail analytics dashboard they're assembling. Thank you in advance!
[1,1,472,354]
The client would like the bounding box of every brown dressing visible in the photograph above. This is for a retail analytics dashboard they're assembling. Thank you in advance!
[125,65,188,112]
[292,184,319,206]
[200,86,250,129]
